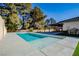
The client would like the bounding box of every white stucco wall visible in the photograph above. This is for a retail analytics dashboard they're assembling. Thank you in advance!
[0,16,7,40]
[63,21,79,31]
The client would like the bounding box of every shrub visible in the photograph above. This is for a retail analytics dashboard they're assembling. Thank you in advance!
[29,28,33,32]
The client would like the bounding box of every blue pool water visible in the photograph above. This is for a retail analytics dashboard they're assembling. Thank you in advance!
[17,33,47,42]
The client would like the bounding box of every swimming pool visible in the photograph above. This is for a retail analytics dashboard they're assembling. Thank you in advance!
[17,33,65,49]
[17,33,48,42]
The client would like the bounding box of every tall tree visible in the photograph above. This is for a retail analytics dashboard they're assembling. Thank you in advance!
[45,18,56,32]
[0,3,10,20]
[45,19,50,26]
[0,3,32,31]
[15,3,32,29]
[0,3,20,32]
[30,6,46,29]
[45,18,56,25]
[50,18,56,24]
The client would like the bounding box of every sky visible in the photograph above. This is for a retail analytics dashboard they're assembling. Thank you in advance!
[32,3,79,22]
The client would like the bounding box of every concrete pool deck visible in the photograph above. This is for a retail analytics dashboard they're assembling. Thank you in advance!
[0,32,79,56]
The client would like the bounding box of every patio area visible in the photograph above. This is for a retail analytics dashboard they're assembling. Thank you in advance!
[0,32,79,56]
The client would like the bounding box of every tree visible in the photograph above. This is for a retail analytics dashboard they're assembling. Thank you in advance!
[7,3,21,31]
[30,6,46,29]
[25,18,32,29]
[50,18,56,24]
[45,19,50,32]
[45,19,50,26]
[0,3,32,31]
[45,18,56,32]
[45,18,56,25]
[0,3,20,32]
[0,3,10,20]
[15,3,32,29]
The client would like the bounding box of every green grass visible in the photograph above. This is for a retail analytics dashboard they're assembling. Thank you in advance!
[73,42,79,56]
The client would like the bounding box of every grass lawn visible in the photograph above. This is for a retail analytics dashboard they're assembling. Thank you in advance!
[73,42,79,56]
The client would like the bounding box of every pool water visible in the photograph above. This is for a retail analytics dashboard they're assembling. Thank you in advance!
[17,33,47,42]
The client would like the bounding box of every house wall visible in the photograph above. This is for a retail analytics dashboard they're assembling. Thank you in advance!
[63,21,79,31]
[0,16,7,40]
